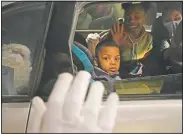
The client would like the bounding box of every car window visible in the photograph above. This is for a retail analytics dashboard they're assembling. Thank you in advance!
[73,1,182,99]
[2,2,51,96]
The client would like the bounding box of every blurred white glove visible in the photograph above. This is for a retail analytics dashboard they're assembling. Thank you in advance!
[86,33,100,56]
[86,33,100,44]
[28,71,119,133]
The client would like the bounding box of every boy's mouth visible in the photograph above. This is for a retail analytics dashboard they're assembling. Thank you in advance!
[109,68,117,72]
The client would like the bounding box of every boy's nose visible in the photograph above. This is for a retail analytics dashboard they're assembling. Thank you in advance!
[110,59,116,65]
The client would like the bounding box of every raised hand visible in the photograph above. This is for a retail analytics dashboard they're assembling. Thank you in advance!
[111,24,127,46]
[28,71,119,133]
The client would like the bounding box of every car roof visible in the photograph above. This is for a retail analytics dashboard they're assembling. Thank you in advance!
[2,2,15,7]
[2,1,137,7]
[1,1,86,7]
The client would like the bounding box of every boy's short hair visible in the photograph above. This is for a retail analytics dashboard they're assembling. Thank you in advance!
[95,40,119,58]
[122,2,150,13]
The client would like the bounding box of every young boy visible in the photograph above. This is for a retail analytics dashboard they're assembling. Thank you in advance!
[92,40,121,80]
[91,40,121,93]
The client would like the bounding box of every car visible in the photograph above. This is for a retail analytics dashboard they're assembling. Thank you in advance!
[2,1,182,133]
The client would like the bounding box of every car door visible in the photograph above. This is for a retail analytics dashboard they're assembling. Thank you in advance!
[25,1,182,133]
[2,2,53,133]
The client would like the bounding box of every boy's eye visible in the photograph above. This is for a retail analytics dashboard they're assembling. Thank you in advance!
[103,57,109,60]
[115,57,120,61]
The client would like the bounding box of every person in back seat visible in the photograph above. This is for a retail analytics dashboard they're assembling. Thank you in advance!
[163,21,182,73]
[101,2,159,77]
[151,3,182,73]
[91,40,121,93]
[152,2,182,50]
[92,40,121,80]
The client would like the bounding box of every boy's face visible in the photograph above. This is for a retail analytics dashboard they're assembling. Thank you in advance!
[124,5,146,32]
[97,46,120,74]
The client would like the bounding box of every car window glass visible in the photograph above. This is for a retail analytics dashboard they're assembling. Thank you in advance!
[2,2,50,96]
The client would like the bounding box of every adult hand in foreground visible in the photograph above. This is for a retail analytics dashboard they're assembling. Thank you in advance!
[28,71,119,133]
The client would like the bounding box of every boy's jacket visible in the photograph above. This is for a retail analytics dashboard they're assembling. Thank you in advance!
[91,66,121,93]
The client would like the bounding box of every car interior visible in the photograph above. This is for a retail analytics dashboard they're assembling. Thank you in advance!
[71,2,182,95]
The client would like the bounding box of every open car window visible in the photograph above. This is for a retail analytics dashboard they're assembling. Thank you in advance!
[73,1,182,100]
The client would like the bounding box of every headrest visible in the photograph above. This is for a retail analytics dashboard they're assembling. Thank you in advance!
[72,44,94,73]
[73,41,93,64]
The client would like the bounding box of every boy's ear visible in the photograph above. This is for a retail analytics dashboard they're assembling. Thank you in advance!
[94,57,98,67]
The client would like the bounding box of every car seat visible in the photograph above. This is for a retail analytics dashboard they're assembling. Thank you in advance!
[89,7,115,29]
[145,2,157,26]
[73,41,93,64]
[72,42,94,73]
[72,42,120,94]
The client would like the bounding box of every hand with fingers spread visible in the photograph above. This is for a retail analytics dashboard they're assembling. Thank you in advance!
[28,71,119,133]
[111,24,127,46]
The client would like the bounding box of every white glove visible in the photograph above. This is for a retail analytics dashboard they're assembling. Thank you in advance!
[28,71,119,133]
[86,33,100,44]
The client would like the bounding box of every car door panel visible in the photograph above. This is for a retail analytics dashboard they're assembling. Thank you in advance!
[27,99,182,133]
[113,99,182,133]
[2,103,31,133]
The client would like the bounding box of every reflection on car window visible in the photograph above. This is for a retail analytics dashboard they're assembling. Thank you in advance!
[2,2,49,95]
